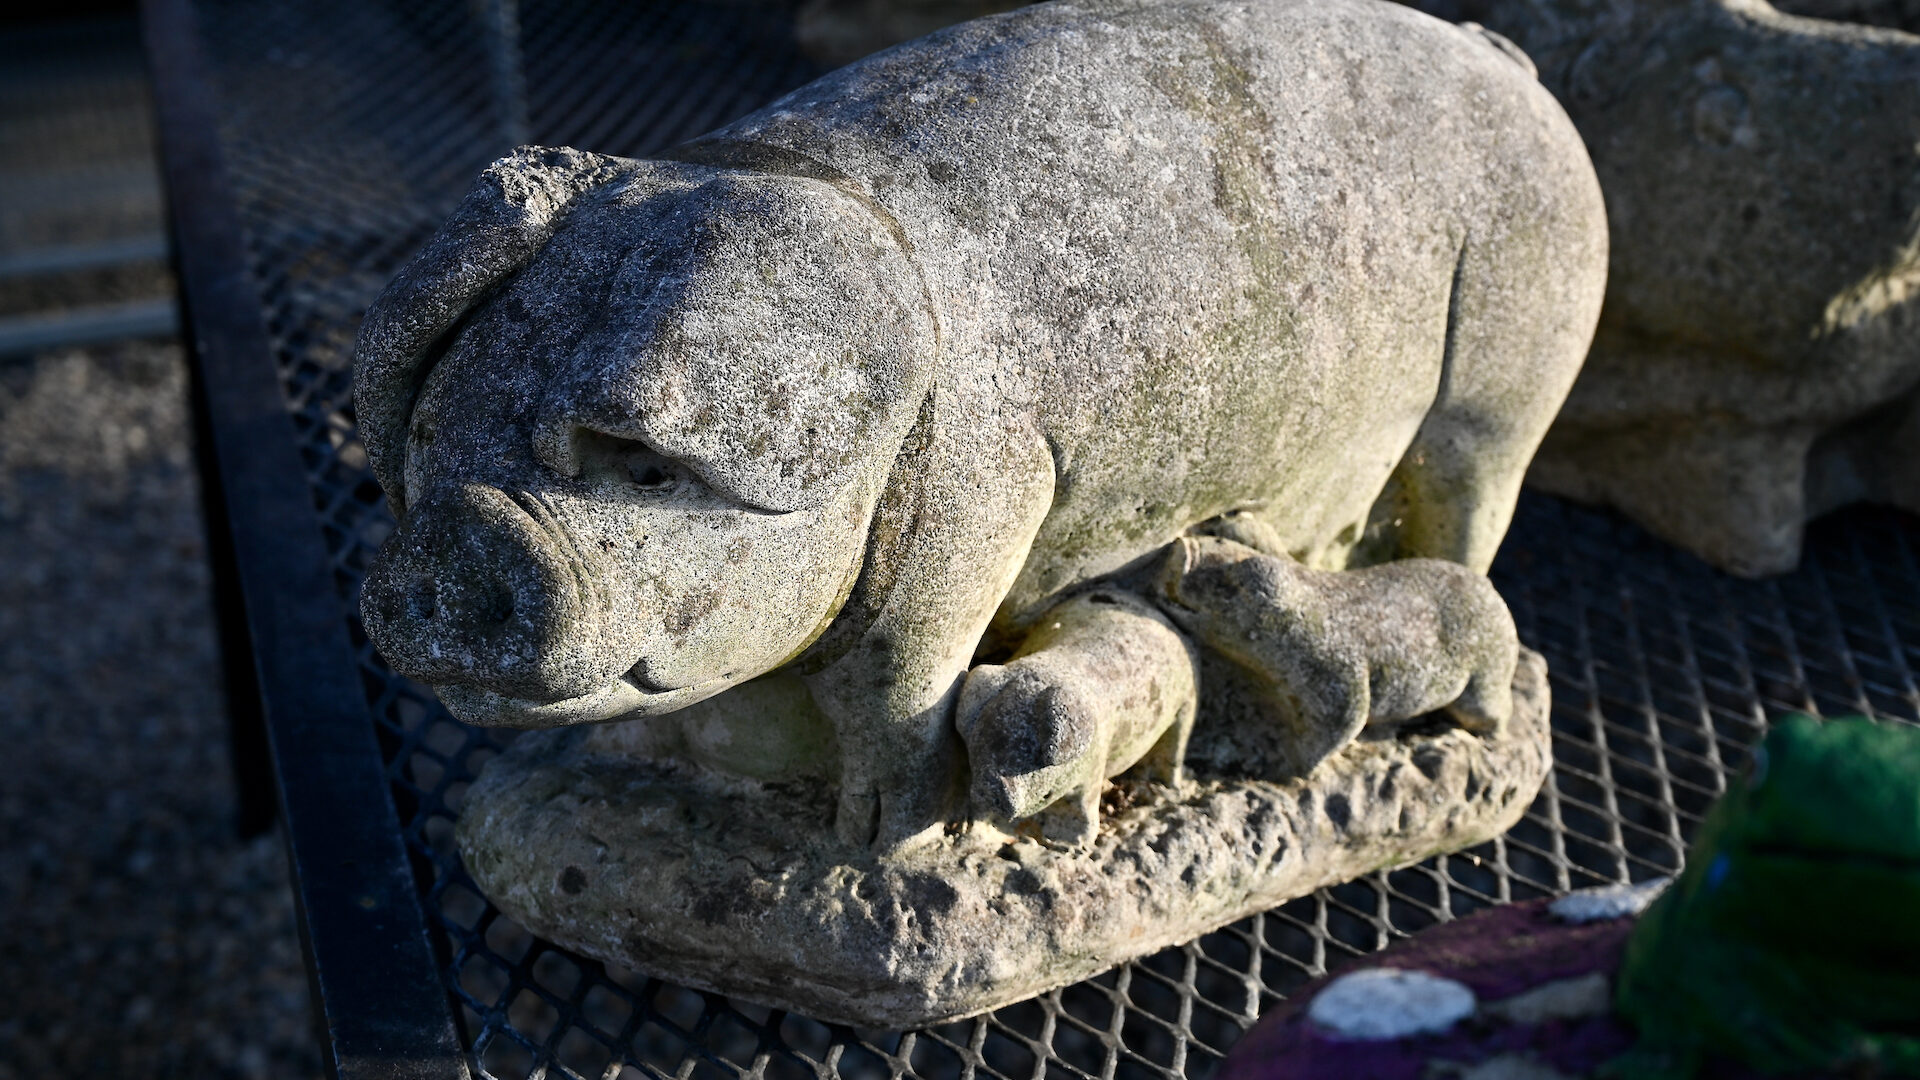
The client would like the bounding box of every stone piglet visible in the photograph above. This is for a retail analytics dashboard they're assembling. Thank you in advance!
[957,589,1199,846]
[352,0,1605,851]
[1161,536,1520,777]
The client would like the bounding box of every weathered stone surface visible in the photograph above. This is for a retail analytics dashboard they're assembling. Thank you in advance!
[1403,0,1920,576]
[459,650,1551,1029]
[356,0,1605,857]
[1162,536,1519,777]
[1769,0,1920,32]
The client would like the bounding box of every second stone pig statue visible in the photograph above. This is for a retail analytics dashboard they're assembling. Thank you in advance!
[1405,0,1920,575]
[357,0,1598,1026]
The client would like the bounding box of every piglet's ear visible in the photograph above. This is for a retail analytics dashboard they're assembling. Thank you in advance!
[353,146,634,517]
[1036,687,1095,768]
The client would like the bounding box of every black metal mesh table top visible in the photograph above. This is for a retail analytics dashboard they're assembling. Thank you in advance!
[155,1,1920,1077]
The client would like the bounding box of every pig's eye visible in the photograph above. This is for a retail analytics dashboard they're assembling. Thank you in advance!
[627,459,679,491]
[560,426,699,495]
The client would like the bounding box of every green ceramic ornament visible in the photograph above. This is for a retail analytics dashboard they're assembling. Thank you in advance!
[1608,714,1920,1078]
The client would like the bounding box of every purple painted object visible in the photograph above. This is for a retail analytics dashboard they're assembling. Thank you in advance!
[1219,897,1637,1080]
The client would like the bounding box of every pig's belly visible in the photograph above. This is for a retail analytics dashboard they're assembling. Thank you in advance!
[1005,358,1440,619]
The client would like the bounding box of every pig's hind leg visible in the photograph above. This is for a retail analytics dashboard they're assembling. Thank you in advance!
[1390,210,1602,574]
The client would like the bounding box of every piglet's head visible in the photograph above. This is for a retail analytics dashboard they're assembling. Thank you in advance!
[353,146,934,726]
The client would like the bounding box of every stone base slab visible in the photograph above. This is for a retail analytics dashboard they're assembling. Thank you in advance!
[456,649,1552,1029]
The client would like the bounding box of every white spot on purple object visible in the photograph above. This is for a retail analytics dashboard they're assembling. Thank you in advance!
[1308,968,1477,1040]
[1547,877,1672,924]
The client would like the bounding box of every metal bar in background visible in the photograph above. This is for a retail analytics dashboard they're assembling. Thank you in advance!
[0,298,178,357]
[0,234,170,278]
[181,263,280,843]
[140,1,471,1077]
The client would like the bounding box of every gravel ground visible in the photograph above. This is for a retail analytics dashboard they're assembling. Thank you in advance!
[2,15,325,1076]
[0,341,323,1079]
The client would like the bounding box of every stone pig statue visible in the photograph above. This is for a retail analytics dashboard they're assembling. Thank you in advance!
[354,0,1606,851]
[957,589,1199,845]
[1161,536,1520,776]
[1405,0,1920,575]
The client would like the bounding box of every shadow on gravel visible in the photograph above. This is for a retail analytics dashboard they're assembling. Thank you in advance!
[0,343,321,1079]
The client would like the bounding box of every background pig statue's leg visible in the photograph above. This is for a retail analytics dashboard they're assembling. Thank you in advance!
[1803,383,1920,535]
[803,420,1057,852]
[1533,418,1814,577]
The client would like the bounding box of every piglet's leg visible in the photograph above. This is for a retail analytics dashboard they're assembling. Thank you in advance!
[1160,537,1370,777]
[1055,783,1102,847]
[1136,700,1195,789]
[1447,652,1515,736]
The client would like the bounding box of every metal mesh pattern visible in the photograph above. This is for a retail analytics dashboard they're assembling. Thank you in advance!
[185,1,1920,1076]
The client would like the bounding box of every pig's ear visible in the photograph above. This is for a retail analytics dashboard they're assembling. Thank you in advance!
[353,146,633,517]
[598,173,939,513]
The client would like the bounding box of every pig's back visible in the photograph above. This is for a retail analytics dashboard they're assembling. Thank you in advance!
[683,0,1590,603]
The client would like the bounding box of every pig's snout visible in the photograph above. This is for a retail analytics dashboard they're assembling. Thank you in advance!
[361,483,613,703]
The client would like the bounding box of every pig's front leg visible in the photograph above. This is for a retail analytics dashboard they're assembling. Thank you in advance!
[804,421,1056,852]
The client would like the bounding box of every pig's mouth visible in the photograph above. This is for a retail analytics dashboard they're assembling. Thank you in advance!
[433,666,740,728]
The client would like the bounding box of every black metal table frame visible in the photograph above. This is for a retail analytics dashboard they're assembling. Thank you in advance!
[145,0,470,1075]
